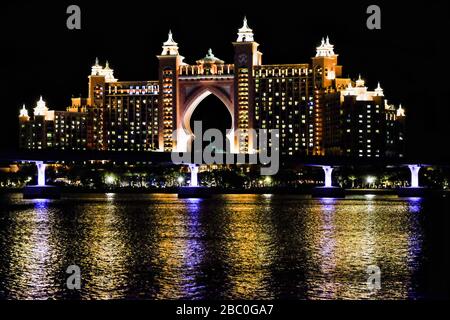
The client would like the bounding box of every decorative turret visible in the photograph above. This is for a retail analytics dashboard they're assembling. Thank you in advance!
[355,74,365,87]
[236,17,254,42]
[397,104,405,117]
[374,82,384,96]
[101,60,117,82]
[90,58,117,82]
[233,16,260,153]
[34,96,48,116]
[157,30,185,152]
[91,57,103,76]
[19,104,29,121]
[316,36,336,57]
[161,30,179,56]
[312,36,341,91]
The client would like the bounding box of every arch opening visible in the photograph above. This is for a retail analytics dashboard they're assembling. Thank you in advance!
[188,94,232,153]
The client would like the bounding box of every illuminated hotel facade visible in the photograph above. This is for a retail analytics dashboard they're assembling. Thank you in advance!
[19,18,405,158]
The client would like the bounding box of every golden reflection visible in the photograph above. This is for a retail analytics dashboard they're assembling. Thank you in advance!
[304,198,418,299]
[152,195,205,299]
[5,200,62,299]
[0,194,425,300]
[221,194,275,299]
[80,198,130,299]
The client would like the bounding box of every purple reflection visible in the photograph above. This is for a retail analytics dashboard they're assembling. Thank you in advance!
[318,198,337,299]
[181,198,205,298]
[32,199,51,211]
[407,197,423,214]
[320,198,337,212]
[183,198,203,213]
[405,197,423,299]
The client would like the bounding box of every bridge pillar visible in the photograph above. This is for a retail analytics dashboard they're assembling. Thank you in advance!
[178,164,210,198]
[398,164,428,197]
[322,166,334,188]
[188,164,199,187]
[23,161,60,199]
[36,161,46,186]
[408,165,421,188]
[311,165,345,198]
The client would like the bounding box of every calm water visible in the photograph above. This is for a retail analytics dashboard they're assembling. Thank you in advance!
[0,193,449,300]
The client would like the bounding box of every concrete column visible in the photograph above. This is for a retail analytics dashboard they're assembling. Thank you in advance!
[188,164,199,187]
[408,165,421,188]
[322,166,334,188]
[36,161,46,186]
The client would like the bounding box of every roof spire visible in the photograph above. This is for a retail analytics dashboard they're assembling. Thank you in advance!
[237,16,254,42]
[34,95,48,116]
[316,36,335,57]
[356,74,365,87]
[91,57,103,76]
[161,29,179,55]
[19,104,29,118]
[375,82,384,96]
[397,104,405,117]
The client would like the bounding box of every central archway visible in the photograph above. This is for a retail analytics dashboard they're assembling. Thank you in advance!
[189,94,232,153]
[175,85,236,152]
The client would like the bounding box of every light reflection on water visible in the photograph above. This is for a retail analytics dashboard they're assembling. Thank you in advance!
[0,194,429,300]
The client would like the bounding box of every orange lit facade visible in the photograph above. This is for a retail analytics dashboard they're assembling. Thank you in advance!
[18,19,405,158]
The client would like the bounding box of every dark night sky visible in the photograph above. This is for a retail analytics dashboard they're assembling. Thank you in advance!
[1,1,449,159]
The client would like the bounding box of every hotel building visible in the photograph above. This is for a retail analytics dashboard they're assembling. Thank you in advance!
[19,19,405,158]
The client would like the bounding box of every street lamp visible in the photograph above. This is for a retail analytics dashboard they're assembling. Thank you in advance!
[366,176,376,188]
[105,174,116,185]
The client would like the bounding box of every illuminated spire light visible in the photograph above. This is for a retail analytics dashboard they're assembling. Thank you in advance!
[237,16,254,42]
[316,36,335,57]
[91,57,103,76]
[102,61,117,82]
[161,30,180,55]
[19,104,29,118]
[90,58,117,82]
[343,76,386,101]
[384,99,394,111]
[375,82,384,96]
[397,104,405,117]
[34,96,48,116]
[356,74,365,87]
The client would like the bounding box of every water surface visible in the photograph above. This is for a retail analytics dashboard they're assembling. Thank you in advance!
[0,193,448,300]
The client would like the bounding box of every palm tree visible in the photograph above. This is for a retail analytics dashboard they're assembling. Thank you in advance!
[348,175,357,189]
